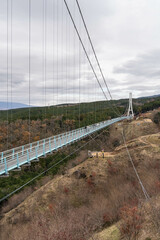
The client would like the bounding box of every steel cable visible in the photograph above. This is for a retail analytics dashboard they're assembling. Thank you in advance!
[121,128,150,200]
[0,128,107,203]
[28,0,31,143]
[75,0,121,117]
[63,0,109,103]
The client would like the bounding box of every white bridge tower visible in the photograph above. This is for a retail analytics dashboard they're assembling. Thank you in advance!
[127,92,134,118]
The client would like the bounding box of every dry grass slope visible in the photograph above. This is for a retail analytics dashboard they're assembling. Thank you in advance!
[0,117,160,240]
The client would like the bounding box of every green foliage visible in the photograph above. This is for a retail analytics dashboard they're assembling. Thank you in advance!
[153,112,160,124]
[0,95,160,202]
[0,101,124,152]
[0,150,77,201]
[0,100,124,124]
[134,97,160,114]
[1,96,160,123]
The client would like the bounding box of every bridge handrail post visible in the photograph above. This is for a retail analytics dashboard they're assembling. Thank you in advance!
[64,133,66,144]
[65,133,67,144]
[35,146,38,159]
[49,138,51,152]
[61,134,64,146]
[54,136,57,149]
[4,157,8,175]
[68,133,70,144]
[43,140,45,156]
[27,149,29,163]
[1,152,3,164]
[59,136,61,147]
[12,149,15,159]
[81,128,83,137]
[22,146,24,155]
[30,143,32,152]
[72,131,74,141]
[77,130,79,138]
[62,133,65,146]
[76,130,78,139]
[67,133,69,144]
[17,153,20,168]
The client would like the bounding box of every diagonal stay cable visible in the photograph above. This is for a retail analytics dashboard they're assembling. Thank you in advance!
[64,0,120,117]
[63,0,108,102]
[28,0,31,144]
[7,0,9,149]
[75,0,112,101]
[89,134,102,148]
[121,124,160,234]
[75,0,121,116]
[121,128,150,200]
[0,129,107,203]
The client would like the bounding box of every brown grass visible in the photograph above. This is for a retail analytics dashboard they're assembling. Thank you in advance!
[0,120,160,240]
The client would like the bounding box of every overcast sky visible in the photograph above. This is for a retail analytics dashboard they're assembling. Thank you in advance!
[0,0,160,106]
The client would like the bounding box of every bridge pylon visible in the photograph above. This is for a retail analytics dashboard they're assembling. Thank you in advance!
[127,92,134,118]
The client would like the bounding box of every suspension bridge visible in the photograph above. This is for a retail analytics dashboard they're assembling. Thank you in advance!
[0,116,132,176]
[0,0,134,177]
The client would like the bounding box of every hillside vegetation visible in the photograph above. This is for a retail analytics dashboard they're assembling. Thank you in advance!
[0,95,160,152]
[0,115,160,240]
[0,101,122,152]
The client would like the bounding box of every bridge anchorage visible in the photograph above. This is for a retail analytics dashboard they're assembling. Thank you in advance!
[0,95,133,177]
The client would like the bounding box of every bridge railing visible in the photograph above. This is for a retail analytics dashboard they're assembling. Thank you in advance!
[0,116,130,175]
[0,127,85,161]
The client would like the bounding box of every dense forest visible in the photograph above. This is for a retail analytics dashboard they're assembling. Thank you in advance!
[0,101,123,152]
[0,96,160,152]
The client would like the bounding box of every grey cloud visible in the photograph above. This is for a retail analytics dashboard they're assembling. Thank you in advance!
[1,0,160,104]
[0,72,25,86]
[114,49,160,79]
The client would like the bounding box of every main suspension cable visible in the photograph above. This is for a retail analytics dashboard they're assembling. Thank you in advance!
[28,0,31,143]
[121,128,150,200]
[75,0,112,100]
[63,0,108,102]
[10,0,13,145]
[64,0,121,118]
[75,0,121,117]
[52,0,55,115]
[7,0,9,149]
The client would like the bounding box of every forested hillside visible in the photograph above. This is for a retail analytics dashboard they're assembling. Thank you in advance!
[0,96,160,152]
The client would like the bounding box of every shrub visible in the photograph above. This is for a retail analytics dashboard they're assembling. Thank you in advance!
[153,112,160,124]
[119,205,143,240]
[107,160,118,175]
[113,139,120,147]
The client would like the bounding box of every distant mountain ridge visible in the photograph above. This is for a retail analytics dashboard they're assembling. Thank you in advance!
[137,94,160,99]
[0,102,31,110]
[0,93,159,110]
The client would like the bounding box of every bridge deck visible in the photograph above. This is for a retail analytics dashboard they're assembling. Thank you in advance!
[0,116,129,175]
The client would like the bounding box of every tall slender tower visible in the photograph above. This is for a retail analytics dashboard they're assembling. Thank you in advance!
[127,92,134,118]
